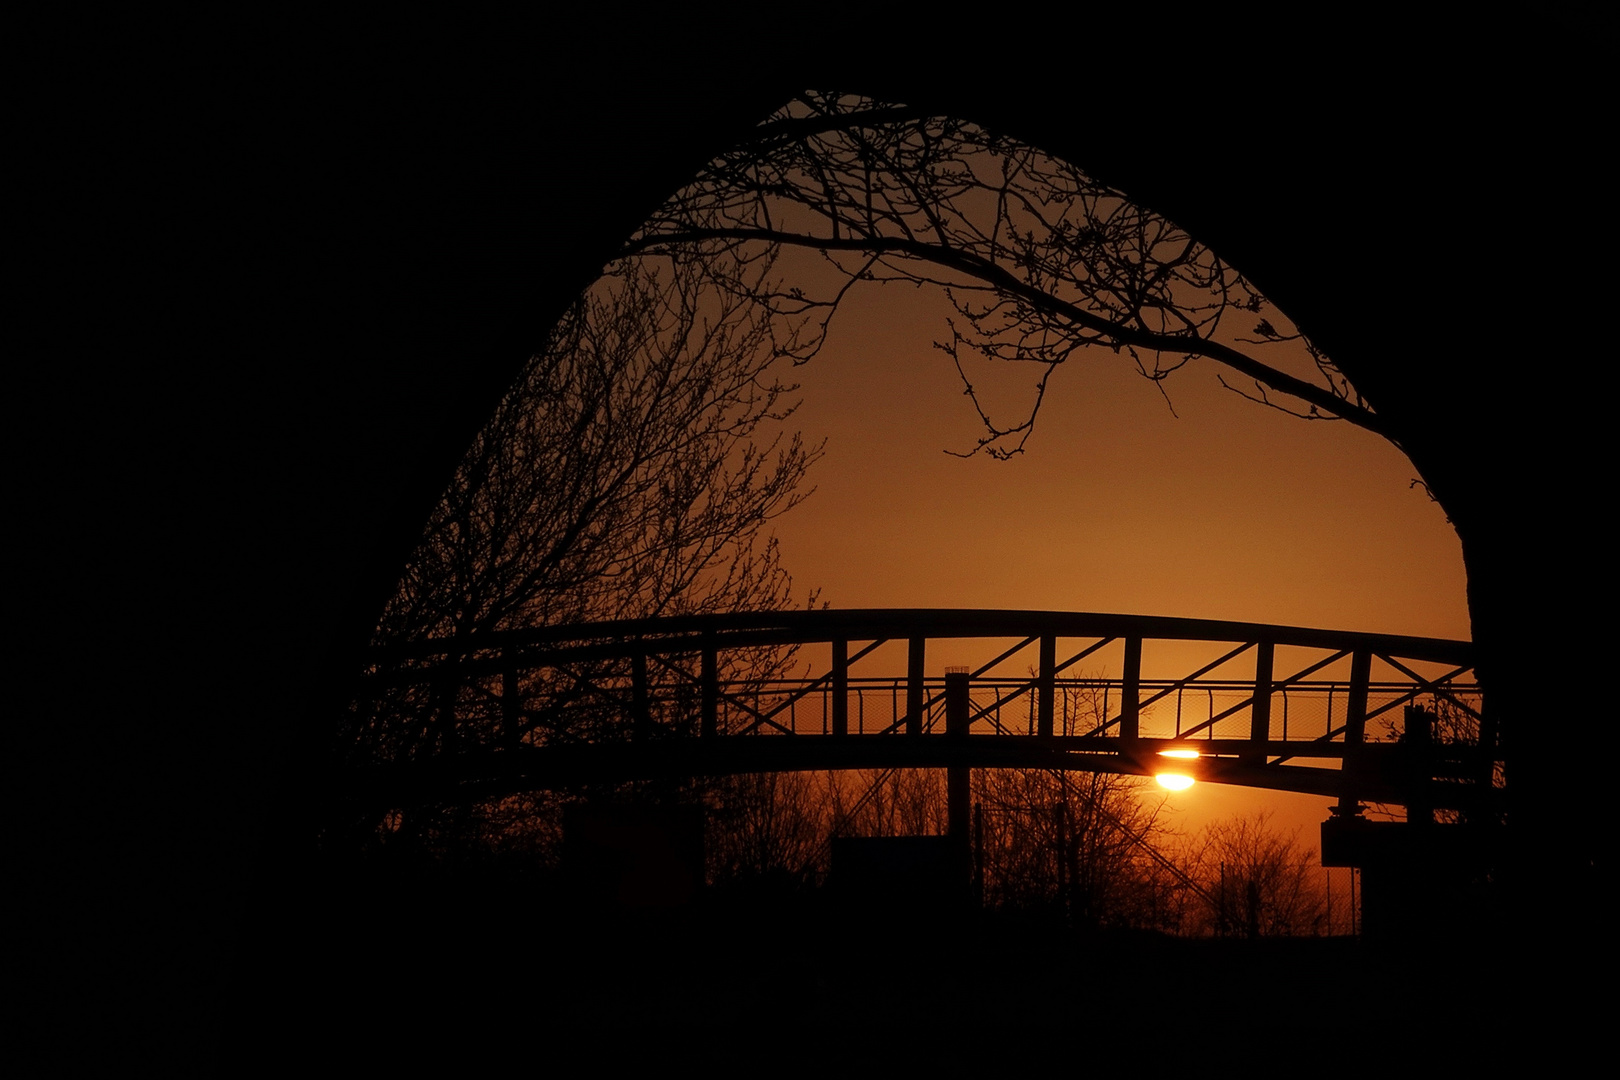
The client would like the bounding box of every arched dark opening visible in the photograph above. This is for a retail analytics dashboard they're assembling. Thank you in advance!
[332,90,1490,919]
[311,80,1582,888]
[43,44,1599,1059]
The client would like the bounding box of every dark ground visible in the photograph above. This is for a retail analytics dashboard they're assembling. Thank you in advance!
[206,873,1583,1068]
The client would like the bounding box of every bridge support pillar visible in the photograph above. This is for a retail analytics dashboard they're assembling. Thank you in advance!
[946,670,972,903]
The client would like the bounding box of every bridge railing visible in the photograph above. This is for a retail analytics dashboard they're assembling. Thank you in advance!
[346,609,1492,810]
[643,675,1484,745]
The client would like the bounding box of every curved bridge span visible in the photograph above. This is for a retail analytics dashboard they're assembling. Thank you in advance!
[349,610,1494,816]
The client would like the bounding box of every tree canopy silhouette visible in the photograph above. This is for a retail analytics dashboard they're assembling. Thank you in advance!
[628,90,1391,461]
[1191,811,1328,938]
[350,249,822,780]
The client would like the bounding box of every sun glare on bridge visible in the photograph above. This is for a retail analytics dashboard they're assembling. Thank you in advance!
[1156,749,1200,791]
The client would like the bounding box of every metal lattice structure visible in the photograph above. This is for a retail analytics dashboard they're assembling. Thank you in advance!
[346,609,1495,822]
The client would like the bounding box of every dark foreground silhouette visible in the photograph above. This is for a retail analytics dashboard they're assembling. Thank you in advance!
[213,859,1556,1066]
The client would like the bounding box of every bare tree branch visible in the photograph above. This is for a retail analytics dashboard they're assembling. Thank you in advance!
[627,91,1392,456]
[354,249,826,780]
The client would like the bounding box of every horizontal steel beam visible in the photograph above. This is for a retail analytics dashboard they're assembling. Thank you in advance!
[365,609,1475,669]
[345,609,1492,817]
[339,734,1501,815]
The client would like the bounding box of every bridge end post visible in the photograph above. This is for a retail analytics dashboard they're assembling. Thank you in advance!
[1405,704,1434,827]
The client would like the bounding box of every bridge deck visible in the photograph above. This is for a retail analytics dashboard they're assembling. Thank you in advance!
[346,609,1495,814]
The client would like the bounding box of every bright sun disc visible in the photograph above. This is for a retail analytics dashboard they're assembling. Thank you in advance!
[1155,773,1195,791]
[1158,749,1200,759]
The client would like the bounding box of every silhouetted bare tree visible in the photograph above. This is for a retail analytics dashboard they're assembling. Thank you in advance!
[373,251,820,653]
[628,90,1390,461]
[346,250,824,852]
[828,767,950,840]
[1190,810,1328,938]
[705,770,832,890]
[974,768,1193,931]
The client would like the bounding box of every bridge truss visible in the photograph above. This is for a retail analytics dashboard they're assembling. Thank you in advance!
[346,610,1497,823]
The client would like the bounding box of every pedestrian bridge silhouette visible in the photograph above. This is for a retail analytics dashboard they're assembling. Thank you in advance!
[347,608,1492,823]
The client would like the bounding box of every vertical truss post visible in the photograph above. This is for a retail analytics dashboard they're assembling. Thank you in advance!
[1038,634,1055,738]
[1335,649,1371,816]
[1244,641,1274,766]
[832,639,849,737]
[631,651,651,741]
[906,636,925,736]
[1120,636,1142,740]
[701,632,717,739]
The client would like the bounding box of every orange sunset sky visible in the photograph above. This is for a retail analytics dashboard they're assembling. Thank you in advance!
[753,266,1470,840]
